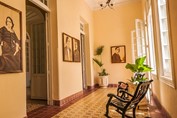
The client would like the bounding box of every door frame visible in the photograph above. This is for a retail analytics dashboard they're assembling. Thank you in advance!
[26,0,52,105]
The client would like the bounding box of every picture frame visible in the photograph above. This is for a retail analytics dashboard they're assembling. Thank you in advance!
[111,45,126,63]
[62,33,73,62]
[0,2,22,73]
[72,38,80,62]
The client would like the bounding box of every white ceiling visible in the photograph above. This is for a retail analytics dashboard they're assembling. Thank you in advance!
[84,0,140,10]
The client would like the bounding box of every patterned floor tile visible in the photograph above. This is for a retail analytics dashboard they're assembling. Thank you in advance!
[52,88,150,118]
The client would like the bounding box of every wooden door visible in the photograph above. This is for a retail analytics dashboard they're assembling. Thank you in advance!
[31,23,47,100]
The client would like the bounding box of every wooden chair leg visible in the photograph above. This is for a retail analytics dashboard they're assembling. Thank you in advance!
[133,107,136,118]
[122,111,126,118]
[105,102,110,117]
[105,96,113,118]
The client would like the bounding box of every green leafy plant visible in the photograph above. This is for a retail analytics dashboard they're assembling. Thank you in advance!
[93,46,109,76]
[125,56,152,84]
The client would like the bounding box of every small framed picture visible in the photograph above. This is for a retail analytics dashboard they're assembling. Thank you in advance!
[111,45,126,63]
[72,38,80,62]
[62,33,73,62]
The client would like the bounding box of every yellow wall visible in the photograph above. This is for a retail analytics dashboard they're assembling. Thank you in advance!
[93,1,143,83]
[56,0,94,99]
[0,0,26,118]
[150,0,177,117]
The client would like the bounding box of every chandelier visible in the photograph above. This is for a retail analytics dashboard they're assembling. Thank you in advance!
[100,0,114,9]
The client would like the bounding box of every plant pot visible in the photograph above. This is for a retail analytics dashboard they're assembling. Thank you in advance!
[99,75,109,88]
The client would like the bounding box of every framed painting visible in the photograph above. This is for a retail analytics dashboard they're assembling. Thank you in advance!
[72,38,80,62]
[111,45,126,63]
[62,33,73,62]
[0,2,22,73]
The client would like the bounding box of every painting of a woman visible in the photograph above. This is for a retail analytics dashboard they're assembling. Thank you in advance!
[73,38,80,62]
[111,45,126,63]
[0,16,21,72]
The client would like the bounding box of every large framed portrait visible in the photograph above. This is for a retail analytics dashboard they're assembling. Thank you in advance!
[72,38,80,62]
[62,33,73,62]
[0,2,22,73]
[111,45,126,63]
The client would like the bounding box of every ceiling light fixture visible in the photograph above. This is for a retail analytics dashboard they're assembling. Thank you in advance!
[100,0,114,9]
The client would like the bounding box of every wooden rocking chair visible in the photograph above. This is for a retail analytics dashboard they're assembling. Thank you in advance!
[105,80,153,118]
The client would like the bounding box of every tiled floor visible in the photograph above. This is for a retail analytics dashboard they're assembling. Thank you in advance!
[27,87,47,112]
[27,88,98,118]
[27,99,46,112]
[52,88,150,118]
[27,87,165,118]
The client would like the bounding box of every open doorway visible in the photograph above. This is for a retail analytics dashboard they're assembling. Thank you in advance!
[26,0,47,112]
[80,33,87,90]
[80,18,91,90]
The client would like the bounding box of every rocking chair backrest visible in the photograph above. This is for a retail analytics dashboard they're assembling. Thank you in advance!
[117,82,129,99]
[126,80,153,109]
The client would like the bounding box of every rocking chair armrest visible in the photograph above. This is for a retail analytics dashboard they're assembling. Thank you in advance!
[107,93,129,103]
[119,89,133,97]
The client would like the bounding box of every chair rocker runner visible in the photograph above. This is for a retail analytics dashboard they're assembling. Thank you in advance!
[105,80,153,118]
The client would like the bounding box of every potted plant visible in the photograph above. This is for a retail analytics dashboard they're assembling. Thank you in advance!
[125,56,152,85]
[93,45,109,87]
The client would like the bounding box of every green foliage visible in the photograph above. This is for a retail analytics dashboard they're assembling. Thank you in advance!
[125,56,152,84]
[125,56,152,73]
[99,69,109,76]
[95,46,104,56]
[93,58,103,67]
[93,45,109,76]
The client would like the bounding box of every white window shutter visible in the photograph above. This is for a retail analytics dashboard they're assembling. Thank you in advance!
[131,19,146,62]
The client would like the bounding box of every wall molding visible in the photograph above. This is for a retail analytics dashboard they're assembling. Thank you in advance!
[108,84,118,87]
[152,95,171,118]
[53,91,83,106]
[87,84,99,89]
